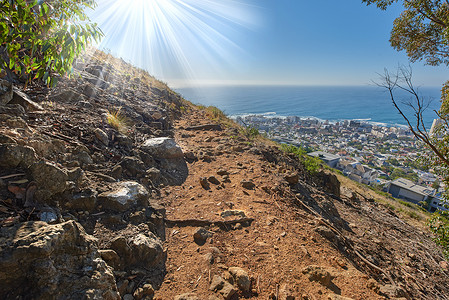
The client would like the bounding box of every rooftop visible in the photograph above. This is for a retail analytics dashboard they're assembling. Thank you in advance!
[391,178,434,196]
[308,151,340,161]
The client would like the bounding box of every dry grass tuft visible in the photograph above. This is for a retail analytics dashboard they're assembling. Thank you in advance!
[107,107,128,134]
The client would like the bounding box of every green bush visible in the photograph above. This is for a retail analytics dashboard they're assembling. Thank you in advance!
[240,125,259,140]
[428,211,449,260]
[280,143,321,174]
[0,0,103,86]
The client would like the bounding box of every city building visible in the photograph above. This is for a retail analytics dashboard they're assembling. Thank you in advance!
[387,178,434,204]
[308,151,340,168]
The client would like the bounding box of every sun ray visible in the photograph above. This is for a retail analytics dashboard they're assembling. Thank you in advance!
[87,0,260,85]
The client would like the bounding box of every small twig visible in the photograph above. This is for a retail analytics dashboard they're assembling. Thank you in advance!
[91,211,105,216]
[0,173,26,179]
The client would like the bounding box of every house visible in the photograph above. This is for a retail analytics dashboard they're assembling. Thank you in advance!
[428,195,449,212]
[307,151,340,168]
[387,178,434,204]
[337,158,379,185]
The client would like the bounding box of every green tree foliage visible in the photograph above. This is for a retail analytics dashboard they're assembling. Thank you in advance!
[363,0,449,259]
[0,0,103,86]
[362,0,449,66]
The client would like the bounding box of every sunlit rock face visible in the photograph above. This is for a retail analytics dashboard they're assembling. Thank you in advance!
[98,181,150,212]
[140,137,188,185]
[0,221,119,300]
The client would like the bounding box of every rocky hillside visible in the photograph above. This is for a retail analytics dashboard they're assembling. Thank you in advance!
[0,49,448,300]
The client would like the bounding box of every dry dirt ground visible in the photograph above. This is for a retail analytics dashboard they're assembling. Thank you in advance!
[154,108,449,300]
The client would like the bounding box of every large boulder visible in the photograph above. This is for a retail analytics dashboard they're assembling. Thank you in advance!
[0,143,37,168]
[140,138,188,185]
[30,161,68,203]
[141,137,183,159]
[98,181,149,212]
[9,88,43,111]
[109,232,164,270]
[0,221,119,300]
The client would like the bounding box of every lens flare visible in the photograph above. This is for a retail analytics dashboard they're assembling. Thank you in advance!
[88,0,259,84]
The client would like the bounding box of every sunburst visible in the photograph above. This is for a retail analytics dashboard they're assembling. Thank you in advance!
[88,0,259,84]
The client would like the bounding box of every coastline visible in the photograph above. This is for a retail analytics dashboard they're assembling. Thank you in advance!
[176,85,441,129]
[228,112,411,129]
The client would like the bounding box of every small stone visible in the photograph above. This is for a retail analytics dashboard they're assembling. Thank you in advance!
[94,128,109,145]
[193,227,213,245]
[0,144,37,169]
[204,252,214,264]
[302,265,333,287]
[39,210,58,224]
[379,284,407,298]
[229,267,251,292]
[221,210,246,218]
[217,169,229,176]
[141,137,183,159]
[200,177,210,190]
[99,249,120,269]
[209,275,225,291]
[110,165,123,179]
[97,181,149,212]
[208,176,220,185]
[117,280,129,296]
[241,179,255,189]
[220,281,237,300]
[133,284,154,300]
[174,293,199,300]
[123,294,134,300]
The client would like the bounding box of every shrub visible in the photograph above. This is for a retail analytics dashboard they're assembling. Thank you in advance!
[206,106,226,120]
[428,211,449,260]
[0,0,103,86]
[240,125,259,140]
[280,143,321,174]
[304,155,321,174]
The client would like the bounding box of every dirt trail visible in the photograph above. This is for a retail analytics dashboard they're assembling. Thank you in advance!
[153,107,435,300]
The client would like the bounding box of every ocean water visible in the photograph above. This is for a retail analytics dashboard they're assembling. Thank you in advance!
[176,85,442,128]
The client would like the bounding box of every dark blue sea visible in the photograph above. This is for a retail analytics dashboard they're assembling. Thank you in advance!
[176,85,442,128]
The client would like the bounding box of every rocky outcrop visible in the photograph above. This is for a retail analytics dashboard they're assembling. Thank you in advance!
[0,143,37,168]
[108,232,164,271]
[30,161,68,203]
[0,220,119,300]
[141,137,183,159]
[140,137,188,185]
[98,181,149,212]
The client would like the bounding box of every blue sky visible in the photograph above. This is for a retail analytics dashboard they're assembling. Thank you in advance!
[89,0,447,87]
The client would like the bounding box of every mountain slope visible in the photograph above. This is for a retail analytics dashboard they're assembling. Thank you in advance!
[0,49,447,300]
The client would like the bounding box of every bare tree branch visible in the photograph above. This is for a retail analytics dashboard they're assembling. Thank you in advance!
[374,66,449,168]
